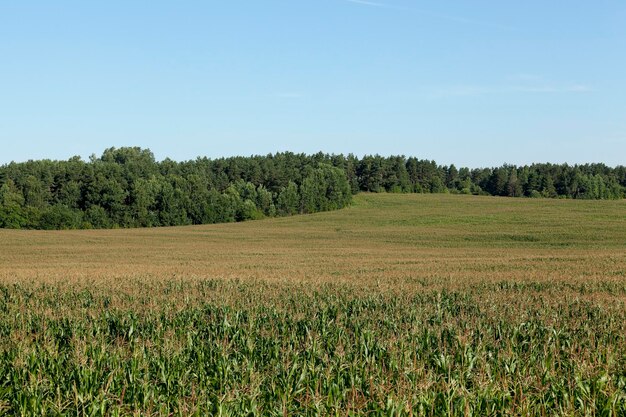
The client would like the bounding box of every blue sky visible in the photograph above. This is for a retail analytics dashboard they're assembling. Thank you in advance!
[1,1,625,167]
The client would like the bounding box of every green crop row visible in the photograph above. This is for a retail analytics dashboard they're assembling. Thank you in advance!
[1,279,625,416]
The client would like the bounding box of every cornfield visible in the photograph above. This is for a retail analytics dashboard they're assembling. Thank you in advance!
[1,194,625,416]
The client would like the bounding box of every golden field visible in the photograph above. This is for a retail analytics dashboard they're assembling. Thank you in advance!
[2,193,625,288]
[1,193,625,416]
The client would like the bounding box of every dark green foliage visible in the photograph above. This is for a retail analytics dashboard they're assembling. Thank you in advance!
[0,180,27,228]
[0,148,353,229]
[84,205,111,229]
[276,181,299,216]
[0,148,624,230]
[300,164,352,214]
[38,204,83,230]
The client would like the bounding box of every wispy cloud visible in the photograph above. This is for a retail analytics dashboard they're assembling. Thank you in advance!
[507,73,544,82]
[511,85,595,93]
[272,92,304,99]
[344,0,388,7]
[566,84,594,93]
[342,0,514,30]
[501,74,595,94]
[429,83,595,98]
[412,9,513,30]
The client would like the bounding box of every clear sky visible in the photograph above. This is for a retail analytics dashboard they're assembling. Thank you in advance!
[1,1,624,167]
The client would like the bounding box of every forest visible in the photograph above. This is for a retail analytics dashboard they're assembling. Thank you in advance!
[0,147,625,229]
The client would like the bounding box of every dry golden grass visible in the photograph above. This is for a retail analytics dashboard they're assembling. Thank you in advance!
[1,194,625,415]
[1,193,625,292]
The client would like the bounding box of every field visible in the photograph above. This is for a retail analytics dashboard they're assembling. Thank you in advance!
[1,193,625,416]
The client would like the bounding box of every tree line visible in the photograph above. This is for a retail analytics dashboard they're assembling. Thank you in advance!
[0,147,624,229]
[354,155,626,199]
[0,148,351,229]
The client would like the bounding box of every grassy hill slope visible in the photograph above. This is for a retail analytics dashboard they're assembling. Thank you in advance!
[1,194,625,415]
[1,193,625,286]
